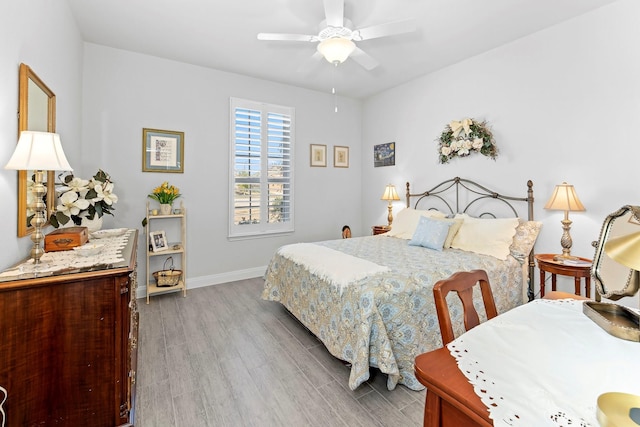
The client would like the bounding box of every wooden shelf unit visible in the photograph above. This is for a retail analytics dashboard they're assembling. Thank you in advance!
[145,201,187,303]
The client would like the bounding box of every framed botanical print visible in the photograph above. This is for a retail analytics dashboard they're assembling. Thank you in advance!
[143,128,184,173]
[310,144,327,167]
[334,146,349,168]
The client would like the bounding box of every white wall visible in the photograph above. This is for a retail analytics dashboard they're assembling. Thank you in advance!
[80,44,363,292]
[361,0,640,305]
[0,1,83,268]
[3,1,638,307]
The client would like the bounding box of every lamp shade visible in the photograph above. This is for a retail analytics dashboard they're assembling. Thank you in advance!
[317,37,356,64]
[544,182,585,212]
[381,184,400,201]
[5,131,72,171]
[605,231,640,271]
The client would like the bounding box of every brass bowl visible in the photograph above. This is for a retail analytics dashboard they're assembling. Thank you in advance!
[597,392,640,426]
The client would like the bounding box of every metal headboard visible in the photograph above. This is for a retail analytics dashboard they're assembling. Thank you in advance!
[406,177,535,301]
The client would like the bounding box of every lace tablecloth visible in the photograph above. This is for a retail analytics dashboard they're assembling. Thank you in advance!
[0,228,134,278]
[448,299,640,426]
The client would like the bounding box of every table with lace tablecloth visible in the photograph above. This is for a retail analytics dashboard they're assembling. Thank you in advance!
[0,228,135,280]
[447,298,639,426]
[0,228,138,425]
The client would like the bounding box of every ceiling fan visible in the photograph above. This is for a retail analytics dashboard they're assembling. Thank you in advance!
[257,0,416,70]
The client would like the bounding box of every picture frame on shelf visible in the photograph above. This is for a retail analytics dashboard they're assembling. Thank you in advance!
[142,128,184,173]
[310,144,327,167]
[334,146,349,168]
[149,230,168,252]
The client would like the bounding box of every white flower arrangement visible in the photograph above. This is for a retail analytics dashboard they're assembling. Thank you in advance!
[437,118,498,164]
[50,169,118,228]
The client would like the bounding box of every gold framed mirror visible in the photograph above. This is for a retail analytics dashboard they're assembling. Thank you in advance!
[592,205,640,301]
[17,63,56,237]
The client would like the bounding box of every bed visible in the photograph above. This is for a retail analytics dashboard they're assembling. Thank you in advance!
[262,177,539,391]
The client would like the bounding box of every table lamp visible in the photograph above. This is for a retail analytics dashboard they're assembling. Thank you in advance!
[381,184,400,227]
[544,182,585,260]
[5,131,72,267]
[604,230,640,297]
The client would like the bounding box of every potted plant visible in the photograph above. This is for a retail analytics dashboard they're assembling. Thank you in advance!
[148,181,181,215]
[50,169,118,231]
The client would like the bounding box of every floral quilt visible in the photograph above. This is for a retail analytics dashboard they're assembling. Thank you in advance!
[262,235,523,391]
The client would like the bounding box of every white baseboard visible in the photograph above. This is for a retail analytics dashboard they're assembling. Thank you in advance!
[136,265,267,300]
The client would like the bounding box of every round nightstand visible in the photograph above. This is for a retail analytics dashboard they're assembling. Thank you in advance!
[372,225,390,235]
[535,254,592,298]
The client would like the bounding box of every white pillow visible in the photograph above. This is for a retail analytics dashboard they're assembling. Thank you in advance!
[386,208,447,239]
[451,215,519,260]
[442,218,464,248]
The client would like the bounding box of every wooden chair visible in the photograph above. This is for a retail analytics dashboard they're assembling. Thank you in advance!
[433,269,498,345]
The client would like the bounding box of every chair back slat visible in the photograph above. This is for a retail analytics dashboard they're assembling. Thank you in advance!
[433,269,498,346]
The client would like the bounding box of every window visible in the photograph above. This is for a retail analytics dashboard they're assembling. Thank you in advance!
[229,98,294,238]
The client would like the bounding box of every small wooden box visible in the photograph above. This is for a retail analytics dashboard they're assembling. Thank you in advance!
[45,227,89,252]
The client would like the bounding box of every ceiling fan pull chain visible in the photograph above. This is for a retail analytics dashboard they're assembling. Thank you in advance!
[333,62,338,113]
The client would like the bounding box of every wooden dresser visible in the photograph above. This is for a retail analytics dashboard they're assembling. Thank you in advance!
[0,230,138,427]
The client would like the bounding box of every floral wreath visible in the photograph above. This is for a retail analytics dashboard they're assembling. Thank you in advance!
[437,118,498,164]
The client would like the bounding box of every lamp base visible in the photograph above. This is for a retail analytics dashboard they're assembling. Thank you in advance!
[553,254,580,262]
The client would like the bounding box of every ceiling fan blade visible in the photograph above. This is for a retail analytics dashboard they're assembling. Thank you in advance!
[257,33,317,42]
[323,0,344,27]
[350,47,379,70]
[297,51,324,73]
[352,19,417,41]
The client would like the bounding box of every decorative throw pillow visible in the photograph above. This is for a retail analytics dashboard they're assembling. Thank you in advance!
[509,220,543,262]
[415,217,464,248]
[386,208,447,239]
[408,216,453,251]
[442,218,464,248]
[451,216,519,260]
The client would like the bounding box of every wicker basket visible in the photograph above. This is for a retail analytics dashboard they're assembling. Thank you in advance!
[153,257,182,287]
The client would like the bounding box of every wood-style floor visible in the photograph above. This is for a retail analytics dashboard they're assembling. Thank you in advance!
[135,277,426,426]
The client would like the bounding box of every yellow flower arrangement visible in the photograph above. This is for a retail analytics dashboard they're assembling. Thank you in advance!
[148,182,181,205]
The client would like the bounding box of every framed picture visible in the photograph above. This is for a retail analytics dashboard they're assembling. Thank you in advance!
[142,128,184,173]
[149,230,168,252]
[374,142,396,167]
[310,144,327,167]
[334,146,349,168]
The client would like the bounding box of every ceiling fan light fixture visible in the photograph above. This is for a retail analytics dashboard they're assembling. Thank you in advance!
[317,37,355,64]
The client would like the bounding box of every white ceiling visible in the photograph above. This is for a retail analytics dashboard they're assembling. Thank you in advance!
[66,0,618,99]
